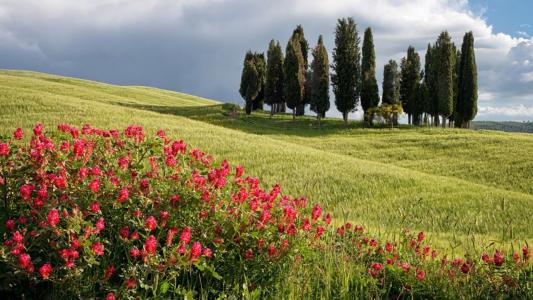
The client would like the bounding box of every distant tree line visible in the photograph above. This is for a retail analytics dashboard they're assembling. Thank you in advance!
[239,18,478,128]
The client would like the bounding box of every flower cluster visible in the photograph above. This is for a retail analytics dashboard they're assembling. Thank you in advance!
[0,124,329,298]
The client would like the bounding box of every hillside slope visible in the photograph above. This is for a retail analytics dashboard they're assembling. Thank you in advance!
[1,70,532,250]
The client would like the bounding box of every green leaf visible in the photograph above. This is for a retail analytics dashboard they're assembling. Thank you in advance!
[159,281,170,295]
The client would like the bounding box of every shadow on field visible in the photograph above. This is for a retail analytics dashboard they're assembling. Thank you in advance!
[115,102,376,137]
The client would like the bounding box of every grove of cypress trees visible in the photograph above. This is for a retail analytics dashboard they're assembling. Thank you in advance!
[331,17,361,124]
[400,46,421,124]
[292,25,310,116]
[284,34,306,120]
[456,31,478,128]
[265,40,285,116]
[239,51,266,115]
[436,31,454,127]
[252,53,266,111]
[360,27,380,125]
[310,35,330,126]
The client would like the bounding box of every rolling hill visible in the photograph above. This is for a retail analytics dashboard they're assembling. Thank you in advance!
[1,69,532,252]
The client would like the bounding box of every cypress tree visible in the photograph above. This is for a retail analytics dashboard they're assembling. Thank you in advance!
[457,32,477,128]
[284,34,305,120]
[382,60,400,105]
[265,40,285,116]
[360,27,380,125]
[292,25,310,116]
[239,51,265,115]
[310,35,330,126]
[252,53,266,111]
[424,43,439,126]
[436,31,454,127]
[449,47,460,127]
[400,46,421,124]
[331,17,361,124]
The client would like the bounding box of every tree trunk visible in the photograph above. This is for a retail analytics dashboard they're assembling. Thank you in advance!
[292,110,296,121]
[408,114,411,125]
[441,116,446,128]
[343,112,348,124]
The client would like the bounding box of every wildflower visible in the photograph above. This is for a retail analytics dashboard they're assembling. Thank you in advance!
[13,128,23,140]
[482,253,492,263]
[245,249,254,260]
[385,242,394,253]
[166,227,178,246]
[323,213,332,225]
[6,220,15,231]
[523,246,530,261]
[267,244,276,257]
[47,209,60,227]
[33,123,44,136]
[191,242,202,260]
[494,250,504,266]
[202,248,213,258]
[89,201,101,213]
[105,292,115,300]
[104,265,116,280]
[311,204,322,221]
[94,217,105,234]
[315,226,325,238]
[129,248,141,258]
[19,253,32,269]
[39,263,53,279]
[92,242,105,256]
[88,178,100,193]
[180,227,191,244]
[417,231,425,242]
[416,269,425,281]
[145,216,157,231]
[235,165,244,177]
[126,277,136,289]
[461,263,471,274]
[0,143,9,157]
[145,235,157,255]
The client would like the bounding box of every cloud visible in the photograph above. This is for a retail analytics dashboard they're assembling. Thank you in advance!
[0,0,532,120]
[478,105,533,120]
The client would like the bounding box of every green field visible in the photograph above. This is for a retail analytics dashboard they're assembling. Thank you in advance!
[1,69,532,253]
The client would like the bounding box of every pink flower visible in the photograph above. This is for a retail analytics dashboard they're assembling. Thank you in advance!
[416,269,425,281]
[126,277,136,289]
[417,231,425,242]
[47,209,60,227]
[385,242,394,253]
[105,292,115,300]
[33,123,44,136]
[202,248,213,258]
[145,216,157,231]
[117,187,129,203]
[235,165,244,177]
[494,250,504,266]
[0,143,9,157]
[311,204,322,221]
[91,242,105,256]
[13,128,24,140]
[89,201,101,213]
[180,227,191,244]
[245,249,254,260]
[119,227,130,239]
[88,178,100,193]
[19,253,32,269]
[145,235,157,255]
[39,263,53,279]
[190,241,202,260]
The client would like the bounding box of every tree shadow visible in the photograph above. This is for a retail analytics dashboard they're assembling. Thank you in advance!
[115,102,401,137]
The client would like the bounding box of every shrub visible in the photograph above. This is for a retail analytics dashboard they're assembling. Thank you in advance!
[0,124,329,298]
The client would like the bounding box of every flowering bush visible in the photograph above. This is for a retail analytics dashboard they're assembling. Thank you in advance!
[0,124,531,299]
[0,124,330,298]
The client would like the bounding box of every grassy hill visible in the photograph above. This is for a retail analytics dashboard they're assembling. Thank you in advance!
[1,69,532,252]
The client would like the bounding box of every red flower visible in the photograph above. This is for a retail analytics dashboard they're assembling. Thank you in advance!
[482,253,492,263]
[145,216,157,231]
[47,209,60,227]
[416,269,425,281]
[88,178,100,193]
[39,263,53,279]
[417,231,425,242]
[129,247,141,258]
[166,227,178,246]
[311,204,322,221]
[267,243,276,257]
[180,227,191,244]
[33,123,44,136]
[126,277,136,289]
[105,292,115,300]
[145,235,157,255]
[13,128,24,140]
[494,250,504,266]
[119,227,130,239]
[523,246,530,261]
[191,241,202,260]
[235,165,244,177]
[202,248,213,258]
[245,249,254,260]
[104,265,116,280]
[91,242,105,256]
[0,143,9,157]
[385,242,394,253]
[19,253,32,269]
[461,263,471,274]
[323,213,332,225]
[89,201,101,213]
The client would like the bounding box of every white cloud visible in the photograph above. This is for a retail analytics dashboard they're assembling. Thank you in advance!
[478,105,533,117]
[0,0,532,120]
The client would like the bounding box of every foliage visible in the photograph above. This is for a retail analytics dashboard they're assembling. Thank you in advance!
[366,104,404,128]
[283,34,306,119]
[310,35,330,122]
[331,17,361,123]
[382,60,400,105]
[265,40,285,115]
[0,124,329,298]
[436,31,455,123]
[456,32,478,128]
[360,27,380,125]
[239,51,266,115]
[291,25,310,116]
[400,46,421,123]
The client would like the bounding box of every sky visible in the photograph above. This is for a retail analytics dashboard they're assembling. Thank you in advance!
[0,0,532,121]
